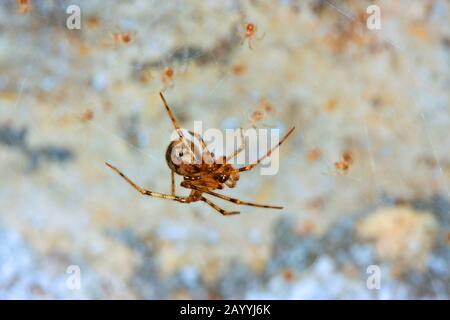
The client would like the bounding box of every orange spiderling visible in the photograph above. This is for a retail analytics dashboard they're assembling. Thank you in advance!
[86,16,100,30]
[246,23,256,37]
[247,98,278,128]
[307,148,321,162]
[249,110,265,122]
[164,67,173,78]
[161,67,174,86]
[17,0,32,14]
[342,152,353,164]
[334,151,354,173]
[232,63,247,76]
[80,110,94,122]
[121,33,131,43]
[240,22,264,49]
[334,161,348,171]
[112,32,132,44]
[105,29,136,48]
[325,99,338,112]
[282,269,295,282]
[259,98,275,115]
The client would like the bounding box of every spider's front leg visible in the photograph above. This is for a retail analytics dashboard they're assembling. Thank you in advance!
[106,162,188,203]
[236,126,295,172]
[226,128,245,163]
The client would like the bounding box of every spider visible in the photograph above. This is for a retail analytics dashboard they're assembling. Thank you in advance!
[80,109,94,122]
[240,22,265,49]
[103,28,136,49]
[334,152,353,173]
[247,98,276,128]
[17,0,32,14]
[106,92,295,216]
[86,15,100,30]
[161,67,174,87]
[111,31,132,44]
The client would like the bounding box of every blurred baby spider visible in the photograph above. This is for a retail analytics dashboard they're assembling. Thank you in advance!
[86,15,101,30]
[112,31,133,45]
[161,67,174,88]
[103,28,136,49]
[17,0,32,14]
[247,98,276,128]
[106,92,295,216]
[240,22,265,49]
[80,109,94,122]
[307,148,321,162]
[322,151,362,183]
[259,98,276,116]
[334,152,354,173]
[232,63,247,76]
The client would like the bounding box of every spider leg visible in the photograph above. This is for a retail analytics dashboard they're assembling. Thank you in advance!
[171,170,175,195]
[159,92,197,160]
[200,196,240,216]
[185,184,283,209]
[106,162,188,202]
[188,130,208,151]
[203,188,282,209]
[159,92,183,133]
[256,32,266,41]
[236,126,295,172]
[226,128,245,163]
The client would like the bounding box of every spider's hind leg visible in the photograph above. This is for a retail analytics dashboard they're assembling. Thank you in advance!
[184,184,282,210]
[200,196,240,216]
[202,189,283,209]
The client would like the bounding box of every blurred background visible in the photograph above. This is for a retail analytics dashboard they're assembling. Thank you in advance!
[0,0,449,299]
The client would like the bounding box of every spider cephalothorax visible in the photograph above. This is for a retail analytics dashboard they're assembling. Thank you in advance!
[106,92,294,216]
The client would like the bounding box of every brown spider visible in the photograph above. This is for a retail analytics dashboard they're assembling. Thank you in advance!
[106,92,295,216]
